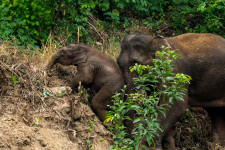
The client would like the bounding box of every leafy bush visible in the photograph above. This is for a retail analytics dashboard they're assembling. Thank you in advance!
[106,46,191,149]
[0,0,54,48]
[168,0,225,36]
[51,0,93,44]
[0,0,224,48]
[196,0,225,36]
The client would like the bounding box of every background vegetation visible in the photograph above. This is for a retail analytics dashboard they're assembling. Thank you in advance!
[1,0,224,48]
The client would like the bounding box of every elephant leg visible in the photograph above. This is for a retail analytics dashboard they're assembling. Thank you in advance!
[205,107,225,146]
[155,94,188,149]
[70,74,88,90]
[70,64,93,90]
[162,127,176,150]
[91,86,113,125]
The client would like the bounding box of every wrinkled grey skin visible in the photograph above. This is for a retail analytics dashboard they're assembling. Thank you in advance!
[117,33,225,149]
[47,43,124,125]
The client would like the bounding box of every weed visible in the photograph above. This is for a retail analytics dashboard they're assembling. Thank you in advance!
[32,117,42,126]
[86,120,94,133]
[10,76,20,87]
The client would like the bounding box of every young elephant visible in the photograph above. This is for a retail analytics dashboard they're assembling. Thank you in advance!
[46,43,124,124]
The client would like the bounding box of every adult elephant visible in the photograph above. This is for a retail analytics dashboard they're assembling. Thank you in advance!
[47,43,124,125]
[117,33,225,149]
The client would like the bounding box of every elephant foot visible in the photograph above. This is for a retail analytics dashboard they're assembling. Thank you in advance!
[162,129,176,150]
[205,107,225,148]
[212,132,225,148]
[149,146,163,150]
[162,142,176,150]
[150,141,163,150]
[207,141,224,150]
[103,121,113,129]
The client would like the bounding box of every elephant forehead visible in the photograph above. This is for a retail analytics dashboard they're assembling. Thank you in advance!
[121,34,152,50]
[61,46,71,51]
[69,44,76,47]
[64,44,79,50]
[130,47,150,58]
[131,35,152,45]
[132,38,149,45]
[124,34,136,41]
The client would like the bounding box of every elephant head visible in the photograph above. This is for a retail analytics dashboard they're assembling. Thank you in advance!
[46,44,88,76]
[117,34,168,93]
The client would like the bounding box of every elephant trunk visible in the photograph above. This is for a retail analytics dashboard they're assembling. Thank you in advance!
[46,53,59,76]
[123,69,137,94]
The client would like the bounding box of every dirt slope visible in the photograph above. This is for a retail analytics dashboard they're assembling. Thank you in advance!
[0,120,78,150]
[0,43,222,150]
[0,44,111,150]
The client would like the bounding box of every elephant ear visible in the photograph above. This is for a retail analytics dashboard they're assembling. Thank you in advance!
[71,44,88,65]
[149,36,171,52]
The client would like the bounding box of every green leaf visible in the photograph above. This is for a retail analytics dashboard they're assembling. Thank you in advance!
[133,117,143,123]
[112,9,119,15]
[31,15,35,20]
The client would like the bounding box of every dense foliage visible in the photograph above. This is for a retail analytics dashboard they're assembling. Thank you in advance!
[0,0,54,48]
[0,0,224,48]
[106,47,191,149]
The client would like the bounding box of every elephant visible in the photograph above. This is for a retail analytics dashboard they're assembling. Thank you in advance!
[46,43,124,125]
[117,33,225,149]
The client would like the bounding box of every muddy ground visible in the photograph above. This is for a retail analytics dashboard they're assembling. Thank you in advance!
[0,43,223,150]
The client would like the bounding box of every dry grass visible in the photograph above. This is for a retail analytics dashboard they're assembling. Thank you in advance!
[0,42,48,110]
[0,39,67,123]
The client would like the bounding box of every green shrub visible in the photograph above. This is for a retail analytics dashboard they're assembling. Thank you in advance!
[168,0,225,36]
[0,0,54,48]
[51,0,94,44]
[1,0,224,48]
[196,0,225,36]
[106,46,191,149]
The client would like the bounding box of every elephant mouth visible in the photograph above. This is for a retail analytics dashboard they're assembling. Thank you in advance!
[130,60,143,66]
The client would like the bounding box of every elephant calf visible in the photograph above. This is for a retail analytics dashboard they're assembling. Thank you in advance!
[46,43,124,124]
